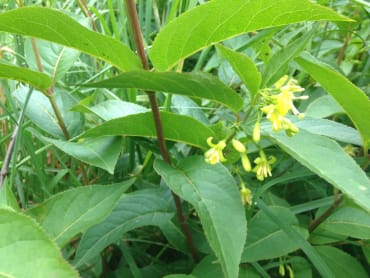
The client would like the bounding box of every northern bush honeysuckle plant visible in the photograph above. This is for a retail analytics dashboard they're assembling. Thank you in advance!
[0,0,370,277]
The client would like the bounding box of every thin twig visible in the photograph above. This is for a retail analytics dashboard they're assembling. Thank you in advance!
[0,87,33,189]
[308,192,343,233]
[125,0,198,261]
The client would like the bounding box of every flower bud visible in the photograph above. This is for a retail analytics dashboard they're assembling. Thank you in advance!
[241,153,251,172]
[232,139,246,153]
[253,121,261,143]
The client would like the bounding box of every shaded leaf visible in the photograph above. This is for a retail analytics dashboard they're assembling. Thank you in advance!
[0,63,51,91]
[304,95,344,118]
[25,39,80,83]
[88,100,148,121]
[262,30,313,87]
[264,129,370,212]
[26,180,134,246]
[0,179,19,211]
[318,207,370,239]
[82,111,215,149]
[74,189,174,267]
[150,0,350,70]
[86,71,243,112]
[0,7,141,71]
[216,44,261,96]
[0,208,78,277]
[41,136,122,174]
[242,206,308,262]
[14,87,83,138]
[315,246,368,278]
[154,157,247,278]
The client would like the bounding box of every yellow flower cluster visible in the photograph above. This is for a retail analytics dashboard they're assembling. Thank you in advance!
[261,75,307,136]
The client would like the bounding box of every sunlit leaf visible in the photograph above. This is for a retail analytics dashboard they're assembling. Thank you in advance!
[0,209,78,277]
[0,7,141,71]
[150,0,350,70]
[0,63,51,91]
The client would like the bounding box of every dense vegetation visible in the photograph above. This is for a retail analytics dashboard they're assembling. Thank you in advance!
[0,0,370,277]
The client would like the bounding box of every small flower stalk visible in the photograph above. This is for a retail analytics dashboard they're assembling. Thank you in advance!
[253,150,276,181]
[204,137,227,164]
[260,75,308,136]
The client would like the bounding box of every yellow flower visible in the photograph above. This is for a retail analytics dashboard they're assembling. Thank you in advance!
[232,139,246,153]
[261,104,284,131]
[204,137,227,164]
[253,150,276,181]
[240,184,252,206]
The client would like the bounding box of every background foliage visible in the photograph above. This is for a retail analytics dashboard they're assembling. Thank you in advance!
[0,0,370,277]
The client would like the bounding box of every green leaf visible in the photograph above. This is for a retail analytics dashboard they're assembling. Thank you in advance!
[256,200,334,277]
[242,206,308,262]
[262,30,314,87]
[14,87,84,138]
[0,179,20,211]
[26,180,134,247]
[315,246,368,278]
[0,208,78,277]
[0,7,141,71]
[296,53,370,151]
[150,0,351,71]
[318,207,370,239]
[216,45,261,96]
[24,39,80,83]
[73,189,174,268]
[82,111,215,149]
[87,100,148,121]
[0,63,51,91]
[154,157,247,278]
[86,71,243,112]
[304,95,344,118]
[293,117,362,146]
[40,136,122,174]
[264,129,370,212]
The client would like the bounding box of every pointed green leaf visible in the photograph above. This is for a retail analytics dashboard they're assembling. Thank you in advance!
[216,45,261,96]
[315,246,368,278]
[0,179,20,211]
[262,30,314,87]
[86,71,243,112]
[0,7,141,71]
[40,136,122,174]
[150,0,351,71]
[318,207,370,239]
[26,180,134,247]
[0,63,51,91]
[296,53,370,151]
[74,189,174,267]
[82,111,215,149]
[264,129,370,212]
[242,206,308,262]
[154,157,247,278]
[0,209,78,277]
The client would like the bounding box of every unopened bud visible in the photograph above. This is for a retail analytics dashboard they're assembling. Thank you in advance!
[232,139,246,153]
[253,122,261,143]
